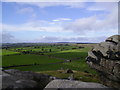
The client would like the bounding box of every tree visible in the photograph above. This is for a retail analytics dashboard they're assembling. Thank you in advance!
[41,48,44,51]
[49,49,52,52]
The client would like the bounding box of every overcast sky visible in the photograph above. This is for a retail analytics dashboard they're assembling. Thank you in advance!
[1,1,118,43]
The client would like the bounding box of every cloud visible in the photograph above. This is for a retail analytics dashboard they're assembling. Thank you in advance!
[64,16,97,33]
[2,7,118,36]
[1,2,118,43]
[87,2,118,11]
[2,0,119,2]
[52,18,72,22]
[34,36,108,43]
[0,32,111,43]
[52,20,60,22]
[87,7,106,11]
[31,13,37,18]
[17,7,34,13]
[16,7,37,18]
[2,20,65,32]
[63,8,118,34]
[91,0,119,2]
[1,32,15,43]
[15,2,85,9]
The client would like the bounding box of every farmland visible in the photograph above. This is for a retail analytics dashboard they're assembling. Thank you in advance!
[2,54,64,67]
[2,43,100,82]
[1,49,20,56]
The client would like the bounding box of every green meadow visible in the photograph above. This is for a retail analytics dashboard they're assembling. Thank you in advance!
[1,49,20,56]
[2,54,64,67]
[2,43,100,82]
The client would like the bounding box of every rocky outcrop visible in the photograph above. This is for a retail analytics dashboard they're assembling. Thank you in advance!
[44,79,111,89]
[86,35,120,89]
[2,69,112,90]
[2,69,54,89]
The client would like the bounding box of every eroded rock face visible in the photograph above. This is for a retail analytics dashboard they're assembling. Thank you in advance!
[2,69,54,89]
[44,80,110,89]
[86,35,120,89]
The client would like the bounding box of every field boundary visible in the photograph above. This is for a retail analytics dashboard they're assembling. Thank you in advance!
[2,56,82,69]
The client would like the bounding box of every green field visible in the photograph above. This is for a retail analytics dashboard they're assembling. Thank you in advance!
[1,49,20,56]
[2,46,96,74]
[46,49,88,59]
[2,43,99,82]
[38,70,100,83]
[8,58,96,73]
[2,54,64,67]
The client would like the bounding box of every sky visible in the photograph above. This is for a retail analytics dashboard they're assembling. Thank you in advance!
[1,1,118,43]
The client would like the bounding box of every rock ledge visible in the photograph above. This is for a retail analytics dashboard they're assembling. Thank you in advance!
[86,35,120,89]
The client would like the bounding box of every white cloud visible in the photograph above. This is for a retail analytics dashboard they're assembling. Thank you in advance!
[2,24,64,32]
[34,35,108,43]
[2,0,119,2]
[64,8,118,35]
[87,2,118,11]
[16,7,37,18]
[0,31,113,43]
[2,0,86,2]
[87,7,106,11]
[52,20,60,22]
[92,0,119,2]
[52,18,72,22]
[2,6,118,36]
[2,20,66,32]
[17,7,34,13]
[1,32,15,43]
[31,13,37,18]
[15,2,85,9]
[60,18,72,21]
[1,1,118,43]
[64,16,97,32]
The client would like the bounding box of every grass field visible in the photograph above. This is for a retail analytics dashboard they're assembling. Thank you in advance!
[2,54,64,67]
[8,60,96,74]
[10,45,82,53]
[38,70,100,83]
[1,49,20,56]
[2,44,94,73]
[46,49,88,60]
[2,43,99,82]
[8,59,99,82]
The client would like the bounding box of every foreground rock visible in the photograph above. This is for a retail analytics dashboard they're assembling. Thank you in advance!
[2,69,113,89]
[86,35,120,89]
[2,69,54,89]
[44,79,111,89]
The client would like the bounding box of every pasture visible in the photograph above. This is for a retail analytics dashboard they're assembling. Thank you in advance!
[2,49,20,56]
[2,54,64,67]
[2,43,99,82]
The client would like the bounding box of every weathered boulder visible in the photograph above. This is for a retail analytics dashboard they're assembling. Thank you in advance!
[11,80,38,89]
[86,35,120,89]
[44,79,111,89]
[2,69,54,89]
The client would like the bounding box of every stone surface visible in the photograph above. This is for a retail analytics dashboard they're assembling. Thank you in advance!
[68,74,74,80]
[86,35,120,89]
[44,79,110,89]
[2,69,54,89]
